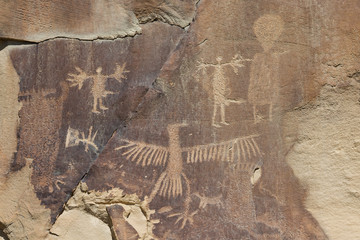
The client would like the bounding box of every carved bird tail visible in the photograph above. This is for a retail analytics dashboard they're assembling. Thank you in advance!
[159,172,183,199]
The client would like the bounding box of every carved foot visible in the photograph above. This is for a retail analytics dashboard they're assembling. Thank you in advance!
[168,210,198,229]
[100,105,108,110]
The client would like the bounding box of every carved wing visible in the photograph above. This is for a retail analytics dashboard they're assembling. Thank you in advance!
[182,134,261,164]
[115,139,169,167]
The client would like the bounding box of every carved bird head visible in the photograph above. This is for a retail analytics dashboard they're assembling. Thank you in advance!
[167,122,188,133]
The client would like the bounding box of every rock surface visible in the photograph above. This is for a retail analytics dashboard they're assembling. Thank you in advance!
[0,0,360,239]
[0,0,197,42]
[47,209,112,240]
[285,86,360,240]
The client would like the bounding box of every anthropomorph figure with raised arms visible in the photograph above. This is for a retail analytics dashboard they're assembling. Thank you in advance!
[197,55,251,127]
[67,63,128,114]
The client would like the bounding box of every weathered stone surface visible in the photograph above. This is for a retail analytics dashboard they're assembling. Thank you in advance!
[1,0,360,239]
[0,0,141,42]
[65,182,156,239]
[123,0,198,27]
[7,22,183,224]
[0,0,197,42]
[0,46,21,179]
[79,0,326,239]
[281,1,360,239]
[285,85,360,240]
[47,209,112,240]
[0,159,51,240]
[0,47,50,240]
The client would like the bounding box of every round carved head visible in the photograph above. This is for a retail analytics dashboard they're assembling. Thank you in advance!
[253,14,284,52]
[96,67,102,74]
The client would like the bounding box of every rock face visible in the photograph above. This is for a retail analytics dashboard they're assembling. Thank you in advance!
[0,0,197,42]
[0,0,359,239]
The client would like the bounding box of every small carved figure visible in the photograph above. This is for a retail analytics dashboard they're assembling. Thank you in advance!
[65,126,98,153]
[67,63,128,114]
[193,192,224,209]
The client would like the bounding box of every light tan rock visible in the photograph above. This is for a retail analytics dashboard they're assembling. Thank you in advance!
[285,84,360,239]
[65,182,157,240]
[0,0,141,42]
[0,46,51,240]
[0,0,198,42]
[0,46,21,178]
[47,209,112,240]
[0,158,51,240]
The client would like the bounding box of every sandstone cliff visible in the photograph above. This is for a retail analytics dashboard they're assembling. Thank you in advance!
[0,0,359,239]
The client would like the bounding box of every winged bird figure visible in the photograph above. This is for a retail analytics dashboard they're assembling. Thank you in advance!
[115,123,262,229]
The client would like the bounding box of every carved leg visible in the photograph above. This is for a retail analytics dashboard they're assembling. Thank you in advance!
[212,104,221,127]
[220,104,229,125]
[253,105,257,123]
[99,98,108,110]
[92,97,100,114]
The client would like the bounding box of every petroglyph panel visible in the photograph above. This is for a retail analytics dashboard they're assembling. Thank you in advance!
[80,1,326,239]
[8,22,184,222]
[3,0,355,238]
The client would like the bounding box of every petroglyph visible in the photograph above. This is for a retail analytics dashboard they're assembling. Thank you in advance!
[65,126,98,153]
[197,55,251,127]
[193,193,224,209]
[183,134,261,165]
[116,123,262,229]
[67,63,129,114]
[248,14,285,123]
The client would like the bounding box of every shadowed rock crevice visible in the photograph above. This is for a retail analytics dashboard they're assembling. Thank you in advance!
[0,223,10,240]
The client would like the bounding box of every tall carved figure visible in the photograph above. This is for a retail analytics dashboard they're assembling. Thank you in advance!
[248,15,285,123]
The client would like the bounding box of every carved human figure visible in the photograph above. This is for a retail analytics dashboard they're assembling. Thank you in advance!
[197,55,251,127]
[67,63,128,114]
[248,15,285,123]
[115,123,262,229]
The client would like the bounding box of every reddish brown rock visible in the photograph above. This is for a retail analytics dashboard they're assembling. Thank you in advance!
[1,0,360,239]
[107,205,140,240]
[80,0,327,239]
[9,22,184,221]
